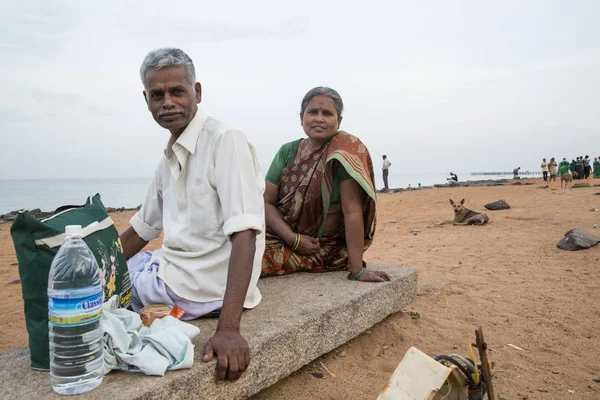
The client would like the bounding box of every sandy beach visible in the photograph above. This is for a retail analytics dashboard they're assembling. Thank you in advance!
[1,178,599,399]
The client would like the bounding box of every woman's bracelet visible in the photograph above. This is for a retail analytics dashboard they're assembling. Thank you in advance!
[347,266,367,280]
[291,233,301,251]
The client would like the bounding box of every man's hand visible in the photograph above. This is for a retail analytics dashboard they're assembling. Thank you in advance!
[203,328,250,381]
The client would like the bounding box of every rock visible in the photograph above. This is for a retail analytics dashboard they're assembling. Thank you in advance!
[485,200,511,210]
[537,185,549,189]
[552,370,561,374]
[338,351,346,357]
[311,372,324,379]
[538,388,548,393]
[512,181,522,185]
[386,220,397,224]
[30,208,41,214]
[594,193,600,195]
[557,229,600,251]
[593,378,600,383]
[8,279,20,284]
[572,182,591,188]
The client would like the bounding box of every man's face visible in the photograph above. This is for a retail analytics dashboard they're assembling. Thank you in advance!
[143,65,201,137]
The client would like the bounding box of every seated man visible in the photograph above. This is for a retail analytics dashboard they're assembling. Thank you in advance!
[119,48,265,381]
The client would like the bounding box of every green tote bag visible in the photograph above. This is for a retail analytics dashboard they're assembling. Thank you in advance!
[10,194,132,370]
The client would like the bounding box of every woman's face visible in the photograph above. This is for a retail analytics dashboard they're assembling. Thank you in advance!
[301,95,341,142]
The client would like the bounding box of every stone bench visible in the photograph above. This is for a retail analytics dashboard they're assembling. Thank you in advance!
[0,263,417,399]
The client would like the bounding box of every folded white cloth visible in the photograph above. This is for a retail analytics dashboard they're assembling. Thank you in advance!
[102,296,200,376]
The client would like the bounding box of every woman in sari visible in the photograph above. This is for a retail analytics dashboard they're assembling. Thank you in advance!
[593,157,600,178]
[261,87,391,283]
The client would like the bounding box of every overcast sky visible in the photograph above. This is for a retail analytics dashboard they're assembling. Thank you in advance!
[1,0,599,180]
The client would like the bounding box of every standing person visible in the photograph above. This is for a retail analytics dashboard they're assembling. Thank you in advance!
[575,157,584,179]
[513,167,521,179]
[548,158,558,181]
[559,158,570,176]
[593,158,600,178]
[570,159,576,176]
[541,158,548,181]
[583,155,591,179]
[119,48,266,381]
[382,155,391,192]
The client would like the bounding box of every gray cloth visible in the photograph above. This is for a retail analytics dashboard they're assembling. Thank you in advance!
[102,296,200,376]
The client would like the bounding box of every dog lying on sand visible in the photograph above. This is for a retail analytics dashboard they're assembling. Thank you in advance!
[561,172,573,188]
[449,199,489,225]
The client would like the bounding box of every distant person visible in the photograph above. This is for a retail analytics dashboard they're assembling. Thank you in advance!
[447,172,458,182]
[559,158,570,175]
[407,184,412,189]
[570,159,576,175]
[548,158,558,181]
[594,157,600,178]
[575,157,584,179]
[513,167,521,179]
[583,155,591,179]
[382,155,391,191]
[418,183,422,188]
[541,158,548,181]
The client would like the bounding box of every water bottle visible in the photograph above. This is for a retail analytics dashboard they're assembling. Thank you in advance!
[48,225,104,395]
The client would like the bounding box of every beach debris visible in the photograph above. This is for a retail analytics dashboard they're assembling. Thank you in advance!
[537,388,548,393]
[537,185,549,189]
[568,389,575,394]
[338,350,347,357]
[311,372,324,379]
[409,311,421,320]
[485,200,511,210]
[565,268,573,272]
[572,182,591,188]
[592,377,600,383]
[591,209,599,212]
[507,343,524,351]
[410,230,421,235]
[319,362,336,378]
[552,370,561,374]
[385,220,397,224]
[557,229,599,251]
[595,192,600,195]
[8,279,21,285]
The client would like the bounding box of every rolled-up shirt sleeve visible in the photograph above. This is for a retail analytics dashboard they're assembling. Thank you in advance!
[214,130,265,237]
[130,167,164,241]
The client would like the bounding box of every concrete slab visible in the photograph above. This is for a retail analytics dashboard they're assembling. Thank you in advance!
[0,263,417,400]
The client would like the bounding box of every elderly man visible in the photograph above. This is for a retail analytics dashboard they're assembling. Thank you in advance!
[119,48,265,381]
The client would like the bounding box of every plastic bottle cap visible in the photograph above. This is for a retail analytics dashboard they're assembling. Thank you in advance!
[65,225,83,238]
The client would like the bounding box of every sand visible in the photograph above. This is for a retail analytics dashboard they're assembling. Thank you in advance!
[1,178,599,399]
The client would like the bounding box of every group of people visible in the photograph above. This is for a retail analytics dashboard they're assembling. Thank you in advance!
[541,156,600,180]
[120,48,390,381]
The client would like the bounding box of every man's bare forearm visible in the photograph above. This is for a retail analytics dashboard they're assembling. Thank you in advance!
[217,229,256,331]
[120,226,149,260]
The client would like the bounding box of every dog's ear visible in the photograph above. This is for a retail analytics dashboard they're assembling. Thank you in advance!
[449,199,454,205]
[460,199,465,205]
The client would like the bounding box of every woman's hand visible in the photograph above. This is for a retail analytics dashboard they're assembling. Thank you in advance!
[355,270,392,282]
[293,234,320,256]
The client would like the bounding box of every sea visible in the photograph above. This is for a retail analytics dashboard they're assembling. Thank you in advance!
[0,172,538,215]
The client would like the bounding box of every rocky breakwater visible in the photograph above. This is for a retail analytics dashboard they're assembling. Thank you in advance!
[0,205,141,224]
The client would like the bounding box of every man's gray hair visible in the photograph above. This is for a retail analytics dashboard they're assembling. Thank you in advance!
[140,48,196,88]
[300,86,344,122]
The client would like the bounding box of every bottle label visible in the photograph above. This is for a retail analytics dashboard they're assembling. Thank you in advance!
[48,292,103,327]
